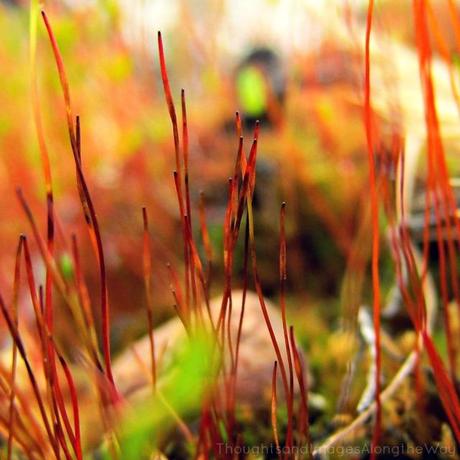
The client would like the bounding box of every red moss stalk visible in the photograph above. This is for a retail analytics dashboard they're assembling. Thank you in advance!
[0,294,59,458]
[41,11,116,391]
[271,361,281,459]
[7,236,24,460]
[363,1,382,455]
[142,207,157,391]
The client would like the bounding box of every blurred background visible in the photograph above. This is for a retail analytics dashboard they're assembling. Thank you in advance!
[2,0,460,378]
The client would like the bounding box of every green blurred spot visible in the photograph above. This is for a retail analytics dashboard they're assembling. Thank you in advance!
[237,66,267,117]
[452,52,460,70]
[112,331,219,460]
[149,113,172,143]
[59,253,74,280]
[0,117,11,137]
[54,18,78,54]
[120,126,142,158]
[106,55,133,82]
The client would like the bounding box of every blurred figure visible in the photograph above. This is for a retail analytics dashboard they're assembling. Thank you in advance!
[235,47,286,129]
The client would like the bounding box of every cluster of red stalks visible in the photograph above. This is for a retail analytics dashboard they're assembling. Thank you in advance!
[4,1,460,459]
[365,0,460,457]
[151,31,310,458]
[0,8,310,460]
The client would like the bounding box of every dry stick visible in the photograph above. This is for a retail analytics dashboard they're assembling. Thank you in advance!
[41,11,116,390]
[7,237,24,460]
[363,1,382,457]
[142,207,157,391]
[314,351,417,457]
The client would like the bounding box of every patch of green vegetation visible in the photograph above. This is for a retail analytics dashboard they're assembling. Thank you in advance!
[111,331,219,459]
